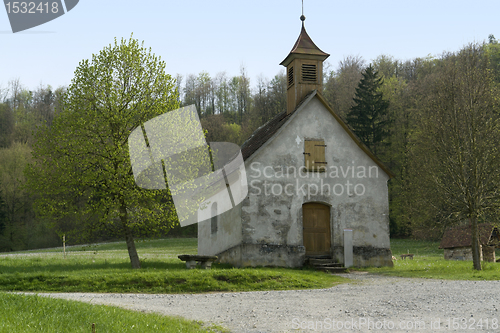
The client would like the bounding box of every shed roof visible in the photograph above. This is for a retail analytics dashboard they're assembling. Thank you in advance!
[240,90,395,178]
[439,223,499,249]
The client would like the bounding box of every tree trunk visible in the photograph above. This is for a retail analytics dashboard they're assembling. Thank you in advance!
[119,199,141,269]
[470,217,482,271]
[124,224,141,269]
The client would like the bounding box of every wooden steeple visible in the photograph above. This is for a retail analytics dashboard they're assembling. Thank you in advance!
[280,15,329,114]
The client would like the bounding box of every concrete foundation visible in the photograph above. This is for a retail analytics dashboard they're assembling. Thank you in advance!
[353,246,393,267]
[217,243,306,268]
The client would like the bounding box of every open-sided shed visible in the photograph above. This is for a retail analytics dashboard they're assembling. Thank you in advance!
[439,223,500,262]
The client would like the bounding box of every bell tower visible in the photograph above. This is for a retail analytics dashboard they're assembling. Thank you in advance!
[280,14,329,114]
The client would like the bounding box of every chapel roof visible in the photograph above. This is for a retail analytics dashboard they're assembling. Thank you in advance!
[240,90,395,178]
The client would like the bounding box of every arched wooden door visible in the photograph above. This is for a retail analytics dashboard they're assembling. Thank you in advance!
[302,203,331,256]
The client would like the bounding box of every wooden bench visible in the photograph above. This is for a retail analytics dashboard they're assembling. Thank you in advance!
[400,254,414,260]
[178,255,218,269]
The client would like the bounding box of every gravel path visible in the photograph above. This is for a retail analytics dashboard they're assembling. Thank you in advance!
[35,273,500,332]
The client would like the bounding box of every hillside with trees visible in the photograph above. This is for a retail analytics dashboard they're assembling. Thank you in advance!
[1,36,499,252]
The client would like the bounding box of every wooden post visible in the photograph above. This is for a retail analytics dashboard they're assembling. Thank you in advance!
[92,323,96,333]
[63,234,66,259]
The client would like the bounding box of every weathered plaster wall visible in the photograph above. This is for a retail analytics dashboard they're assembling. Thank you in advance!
[198,202,242,256]
[241,96,392,267]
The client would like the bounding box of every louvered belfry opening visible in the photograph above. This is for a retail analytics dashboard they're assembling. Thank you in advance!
[280,21,329,114]
[287,66,294,88]
[301,63,317,83]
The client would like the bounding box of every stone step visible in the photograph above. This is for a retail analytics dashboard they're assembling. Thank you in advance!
[305,257,348,273]
[307,258,340,265]
[317,266,349,273]
[311,262,344,267]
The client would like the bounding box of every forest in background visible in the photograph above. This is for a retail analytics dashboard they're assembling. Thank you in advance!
[1,35,500,251]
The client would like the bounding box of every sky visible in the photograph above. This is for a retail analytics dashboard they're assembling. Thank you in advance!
[1,0,499,92]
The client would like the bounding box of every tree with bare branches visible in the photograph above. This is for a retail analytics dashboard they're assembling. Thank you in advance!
[414,43,500,270]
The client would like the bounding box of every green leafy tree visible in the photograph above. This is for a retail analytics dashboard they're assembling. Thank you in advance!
[0,142,34,251]
[201,115,243,144]
[486,34,500,84]
[377,75,413,237]
[26,36,180,268]
[0,182,6,236]
[372,54,399,80]
[323,55,365,119]
[0,103,14,148]
[346,64,390,155]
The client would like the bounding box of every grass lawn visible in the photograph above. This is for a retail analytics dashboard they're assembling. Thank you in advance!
[0,238,346,332]
[0,238,348,293]
[0,292,225,333]
[6,237,498,333]
[363,238,500,280]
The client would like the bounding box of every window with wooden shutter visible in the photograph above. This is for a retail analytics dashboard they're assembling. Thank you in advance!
[301,64,317,83]
[304,140,327,171]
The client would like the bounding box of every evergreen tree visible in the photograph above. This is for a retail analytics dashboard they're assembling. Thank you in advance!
[346,64,390,154]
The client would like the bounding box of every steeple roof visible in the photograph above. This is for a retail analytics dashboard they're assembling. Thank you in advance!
[280,22,329,67]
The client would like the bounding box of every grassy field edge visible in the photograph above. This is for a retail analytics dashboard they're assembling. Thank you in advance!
[361,238,500,280]
[0,292,226,333]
